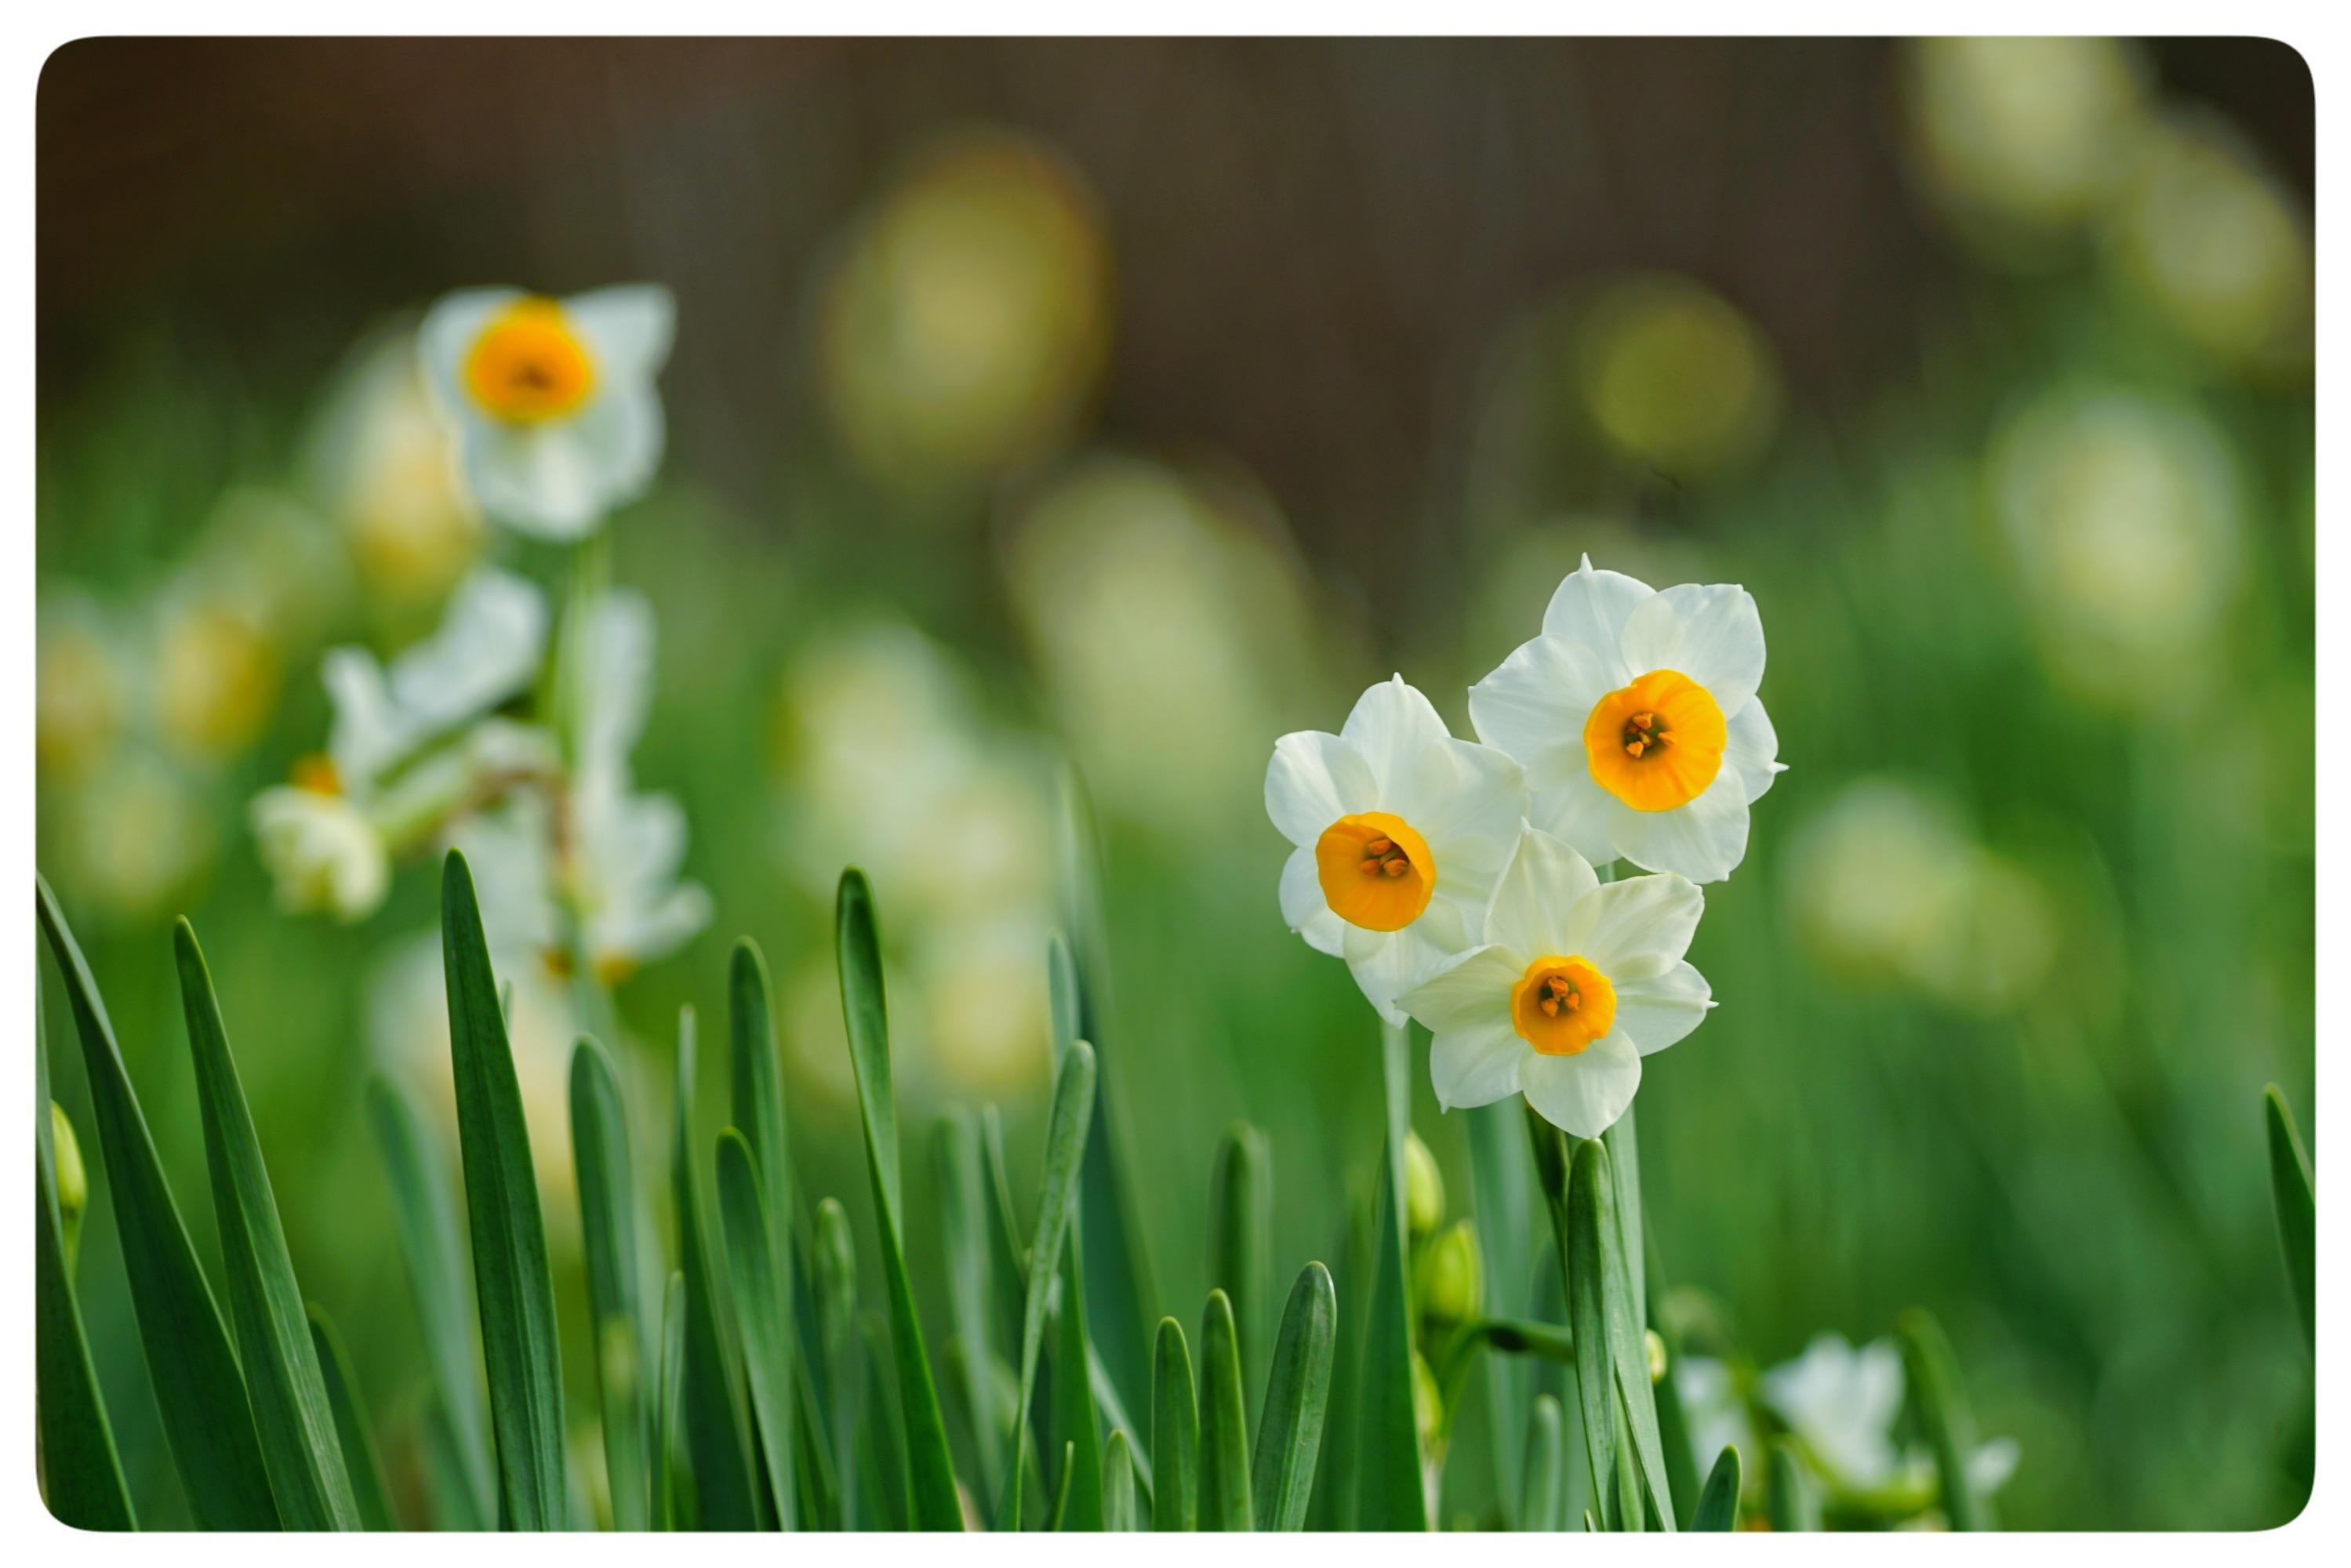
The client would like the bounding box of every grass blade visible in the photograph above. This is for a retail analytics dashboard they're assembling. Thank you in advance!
[1897,1306,1993,1530]
[670,1011,762,1529]
[812,1196,863,1525]
[1045,1439,1076,1530]
[656,1271,688,1530]
[1355,1018,1430,1530]
[1692,1444,1742,1531]
[366,1073,495,1529]
[1645,1234,1699,1527]
[718,1129,801,1532]
[1768,1437,1816,1531]
[1197,1289,1254,1530]
[2266,1084,2316,1355]
[569,1038,651,1530]
[1088,1344,1154,1506]
[792,1337,845,1530]
[307,1305,397,1530]
[995,1037,1098,1530]
[441,850,568,1530]
[37,978,135,1530]
[35,876,278,1530]
[1465,1099,1538,1526]
[1209,1123,1273,1424]
[932,1110,1005,1498]
[835,869,965,1529]
[1051,1222,1104,1529]
[175,921,360,1530]
[1522,1393,1564,1531]
[1250,1261,1335,1530]
[1103,1428,1139,1530]
[1151,1317,1198,1530]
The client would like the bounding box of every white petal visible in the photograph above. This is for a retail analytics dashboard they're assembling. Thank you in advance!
[1397,943,1523,1032]
[1541,554,1654,657]
[1343,920,1454,1027]
[1604,769,1750,884]
[576,589,657,768]
[570,379,666,509]
[1611,960,1711,1054]
[1428,1017,1530,1111]
[1339,674,1452,797]
[417,286,524,415]
[565,285,675,383]
[1393,738,1526,889]
[1518,1030,1642,1138]
[462,421,612,539]
[1968,1438,2020,1496]
[1575,873,1705,976]
[1725,695,1785,803]
[1617,583,1767,716]
[1467,633,1619,792]
[1266,731,1375,847]
[1528,770,1621,869]
[1481,826,1600,956]
[1279,846,1346,956]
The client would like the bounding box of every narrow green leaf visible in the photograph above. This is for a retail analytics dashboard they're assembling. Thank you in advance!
[1897,1307,1993,1531]
[1466,1100,1538,1527]
[656,1271,689,1530]
[1582,1508,1600,1533]
[1459,1316,1575,1363]
[835,869,965,1530]
[35,876,278,1530]
[1197,1289,1253,1531]
[1310,1199,1373,1530]
[1208,1123,1273,1423]
[569,1038,650,1530]
[1250,1261,1335,1530]
[366,1073,494,1529]
[812,1196,863,1525]
[1356,1019,1430,1531]
[1548,1127,1673,1530]
[728,938,795,1527]
[718,1130,801,1532]
[307,1305,397,1530]
[670,1011,761,1530]
[859,1311,912,1528]
[1050,1224,1104,1530]
[1768,1438,1816,1531]
[1602,1108,1644,1329]
[1644,1230,1699,1527]
[175,921,360,1530]
[1103,1428,1139,1530]
[1088,1342,1154,1505]
[995,1037,1098,1530]
[1692,1445,1742,1531]
[1522,1393,1564,1532]
[440,849,567,1530]
[792,1336,845,1530]
[2266,1084,2316,1355]
[1151,1317,1198,1531]
[932,1111,1005,1498]
[1046,1440,1076,1530]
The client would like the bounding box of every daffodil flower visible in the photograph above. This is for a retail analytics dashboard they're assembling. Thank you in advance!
[420,285,674,539]
[324,566,548,789]
[1397,825,1710,1137]
[1469,556,1782,884]
[249,782,390,922]
[1266,676,1526,1024]
[1761,1333,2019,1502]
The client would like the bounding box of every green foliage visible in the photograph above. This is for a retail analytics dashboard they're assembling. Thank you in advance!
[668,1009,761,1529]
[1898,1307,1992,1531]
[569,1038,651,1530]
[1521,1394,1564,1532]
[1355,1019,1430,1531]
[716,1131,799,1530]
[1208,1123,1273,1416]
[1692,1446,1742,1532]
[1768,1438,1817,1532]
[1151,1317,1199,1531]
[1197,1289,1254,1530]
[2265,1085,2316,1356]
[1251,1261,1336,1531]
[997,1036,1097,1529]
[308,1305,398,1530]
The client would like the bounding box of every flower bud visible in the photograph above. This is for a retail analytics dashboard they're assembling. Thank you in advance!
[50,1102,86,1223]
[1404,1132,1444,1236]
[1645,1327,1670,1385]
[1415,1219,1484,1327]
[1412,1348,1443,1452]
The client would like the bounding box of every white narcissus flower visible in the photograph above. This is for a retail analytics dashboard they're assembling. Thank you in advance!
[325,566,548,791]
[1470,556,1782,884]
[1266,676,1526,1024]
[250,783,390,922]
[420,285,674,540]
[1398,826,1710,1137]
[1762,1333,2019,1501]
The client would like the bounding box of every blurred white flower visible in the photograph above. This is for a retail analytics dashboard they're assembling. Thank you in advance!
[911,915,1053,1097]
[153,587,282,764]
[37,593,126,779]
[250,783,391,923]
[1674,1356,1756,1479]
[1470,557,1781,884]
[54,750,218,920]
[1267,676,1527,1025]
[1399,826,1710,1138]
[307,328,483,602]
[324,566,549,791]
[1762,1333,2018,1503]
[1986,387,2243,713]
[420,285,674,539]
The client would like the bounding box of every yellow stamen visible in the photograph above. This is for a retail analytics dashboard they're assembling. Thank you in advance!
[463,299,598,425]
[1315,811,1437,932]
[1510,955,1617,1056]
[1582,668,1728,812]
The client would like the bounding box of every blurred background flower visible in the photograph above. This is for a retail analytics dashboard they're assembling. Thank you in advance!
[34,36,2312,1530]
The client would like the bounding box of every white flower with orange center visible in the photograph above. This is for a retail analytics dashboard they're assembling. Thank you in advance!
[1469,556,1782,884]
[420,285,674,540]
[1398,826,1710,1137]
[1266,676,1526,1024]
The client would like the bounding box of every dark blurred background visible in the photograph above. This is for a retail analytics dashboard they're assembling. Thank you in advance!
[37,37,2314,1531]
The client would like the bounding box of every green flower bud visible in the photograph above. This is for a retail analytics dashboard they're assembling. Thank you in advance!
[1415,1219,1484,1327]
[50,1102,86,1222]
[1404,1132,1444,1236]
[1412,1348,1443,1451]
[1645,1327,1669,1385]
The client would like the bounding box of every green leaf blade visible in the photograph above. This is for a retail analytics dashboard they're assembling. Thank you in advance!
[1150,1317,1198,1531]
[1250,1261,1335,1531]
[717,1129,801,1532]
[1355,1022,1430,1531]
[670,1011,762,1530]
[1197,1289,1253,1531]
[1768,1438,1817,1531]
[996,1036,1098,1530]
[1693,1444,1742,1531]
[1897,1306,1993,1531]
[569,1038,650,1531]
[1522,1393,1564,1532]
[307,1305,398,1530]
[2266,1084,2317,1355]
[1103,1428,1139,1530]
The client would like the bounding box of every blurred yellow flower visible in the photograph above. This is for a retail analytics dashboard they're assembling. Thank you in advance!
[308,329,483,603]
[1574,276,1780,478]
[55,750,217,919]
[154,592,282,762]
[820,129,1112,487]
[36,597,125,779]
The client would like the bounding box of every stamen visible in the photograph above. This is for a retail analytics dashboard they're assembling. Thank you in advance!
[1540,996,1560,1016]
[1633,713,1655,730]
[1383,858,1408,877]
[1625,739,1646,758]
[1360,858,1383,875]
[1365,837,1393,855]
